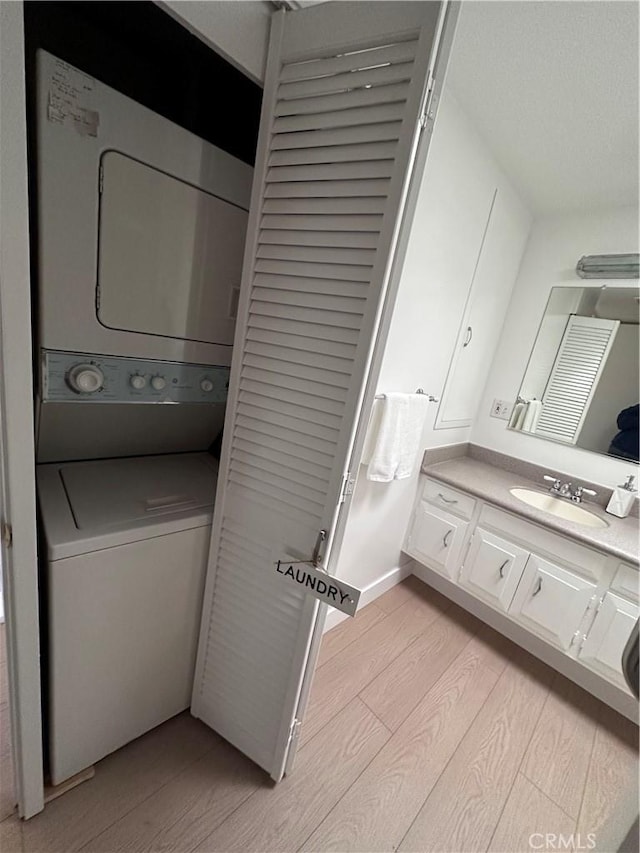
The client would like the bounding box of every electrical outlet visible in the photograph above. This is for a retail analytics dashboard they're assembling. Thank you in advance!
[491,399,512,420]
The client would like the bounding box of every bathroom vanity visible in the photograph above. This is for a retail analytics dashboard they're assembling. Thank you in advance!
[404,453,639,721]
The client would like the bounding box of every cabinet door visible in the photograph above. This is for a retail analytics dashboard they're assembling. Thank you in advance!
[459,528,529,611]
[509,555,596,650]
[579,591,639,691]
[407,503,469,579]
[435,187,530,428]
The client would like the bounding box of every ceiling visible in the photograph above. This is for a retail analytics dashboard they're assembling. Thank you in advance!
[446,1,639,215]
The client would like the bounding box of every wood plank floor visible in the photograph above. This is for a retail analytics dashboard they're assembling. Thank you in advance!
[1,577,637,852]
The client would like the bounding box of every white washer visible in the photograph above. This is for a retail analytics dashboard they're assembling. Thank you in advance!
[37,452,218,785]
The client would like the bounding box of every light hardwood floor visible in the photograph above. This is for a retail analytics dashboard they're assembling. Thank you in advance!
[1,577,637,852]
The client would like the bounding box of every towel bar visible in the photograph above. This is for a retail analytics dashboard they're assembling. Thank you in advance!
[375,389,439,402]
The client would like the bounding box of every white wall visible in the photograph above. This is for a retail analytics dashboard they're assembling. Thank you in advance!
[159,1,271,84]
[334,89,531,591]
[472,205,640,487]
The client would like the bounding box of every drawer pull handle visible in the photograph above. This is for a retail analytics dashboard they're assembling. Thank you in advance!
[532,577,543,597]
[443,529,452,548]
[498,559,509,579]
[437,492,458,505]
[463,326,473,347]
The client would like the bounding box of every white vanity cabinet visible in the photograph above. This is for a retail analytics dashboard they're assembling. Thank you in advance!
[406,475,639,719]
[509,555,597,650]
[459,528,529,611]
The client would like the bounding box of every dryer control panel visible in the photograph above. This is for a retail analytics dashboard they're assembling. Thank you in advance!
[42,350,230,404]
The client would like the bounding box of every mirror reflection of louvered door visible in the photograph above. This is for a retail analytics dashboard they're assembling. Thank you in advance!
[536,315,620,444]
[190,2,452,781]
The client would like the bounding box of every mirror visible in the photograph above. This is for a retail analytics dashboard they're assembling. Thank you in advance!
[511,286,639,461]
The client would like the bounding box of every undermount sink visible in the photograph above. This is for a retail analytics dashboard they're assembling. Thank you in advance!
[509,488,609,529]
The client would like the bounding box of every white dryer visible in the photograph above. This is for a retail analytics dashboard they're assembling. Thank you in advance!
[37,452,218,785]
[34,50,253,461]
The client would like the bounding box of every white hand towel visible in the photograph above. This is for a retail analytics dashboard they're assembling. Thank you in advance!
[522,399,542,432]
[366,392,431,483]
[508,402,525,429]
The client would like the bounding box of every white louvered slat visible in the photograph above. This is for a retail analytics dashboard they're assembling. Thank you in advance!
[278,39,419,82]
[192,3,445,782]
[238,390,343,431]
[262,196,387,215]
[255,258,372,282]
[266,160,395,183]
[259,229,379,249]
[264,178,390,198]
[261,213,383,232]
[272,101,406,134]
[536,316,620,444]
[247,314,360,344]
[269,140,397,167]
[278,61,414,100]
[270,121,403,150]
[250,301,363,330]
[256,244,376,267]
[274,81,409,117]
[245,340,354,376]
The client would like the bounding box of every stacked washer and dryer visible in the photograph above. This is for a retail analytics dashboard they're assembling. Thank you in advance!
[34,51,252,785]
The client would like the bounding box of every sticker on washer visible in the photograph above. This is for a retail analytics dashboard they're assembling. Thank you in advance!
[275,559,361,617]
[47,58,99,137]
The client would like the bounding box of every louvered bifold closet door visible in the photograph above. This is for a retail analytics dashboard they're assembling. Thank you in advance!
[536,315,620,444]
[191,2,444,780]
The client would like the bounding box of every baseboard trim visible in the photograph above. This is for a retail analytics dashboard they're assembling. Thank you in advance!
[322,562,413,633]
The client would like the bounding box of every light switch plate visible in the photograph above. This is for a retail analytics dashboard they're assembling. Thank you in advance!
[491,399,512,420]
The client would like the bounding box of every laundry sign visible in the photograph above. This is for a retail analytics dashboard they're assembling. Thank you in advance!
[275,560,361,617]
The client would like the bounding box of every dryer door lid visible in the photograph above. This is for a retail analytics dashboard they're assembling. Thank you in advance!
[59,453,218,531]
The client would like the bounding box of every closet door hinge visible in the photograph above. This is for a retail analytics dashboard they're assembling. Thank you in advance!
[569,629,584,651]
[287,718,301,748]
[419,73,437,130]
[339,472,355,504]
[1,521,12,549]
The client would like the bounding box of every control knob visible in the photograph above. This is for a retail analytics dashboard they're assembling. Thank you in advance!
[130,374,147,390]
[67,364,104,394]
[200,379,214,392]
[151,375,167,391]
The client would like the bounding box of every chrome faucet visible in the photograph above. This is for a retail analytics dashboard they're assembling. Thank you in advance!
[543,475,572,496]
[570,485,597,504]
[543,475,597,503]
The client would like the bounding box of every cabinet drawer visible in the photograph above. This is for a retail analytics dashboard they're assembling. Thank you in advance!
[579,591,639,691]
[459,528,529,611]
[422,478,476,520]
[611,563,639,602]
[407,503,469,579]
[509,555,597,650]
[479,505,607,581]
